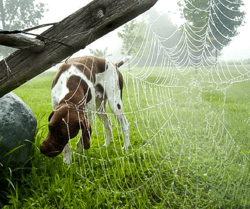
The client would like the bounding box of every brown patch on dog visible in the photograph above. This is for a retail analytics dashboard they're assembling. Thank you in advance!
[95,83,108,100]
[117,71,123,100]
[72,63,95,83]
[66,76,92,104]
[66,56,107,74]
[40,105,91,157]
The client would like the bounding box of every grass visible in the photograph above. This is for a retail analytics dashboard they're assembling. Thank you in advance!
[1,64,250,208]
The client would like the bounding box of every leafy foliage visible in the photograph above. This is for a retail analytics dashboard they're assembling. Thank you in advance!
[142,9,180,66]
[0,0,48,57]
[118,10,180,66]
[118,20,145,57]
[178,0,245,51]
[89,47,112,58]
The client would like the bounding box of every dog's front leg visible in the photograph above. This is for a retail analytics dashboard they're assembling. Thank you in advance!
[63,143,71,163]
[98,113,113,147]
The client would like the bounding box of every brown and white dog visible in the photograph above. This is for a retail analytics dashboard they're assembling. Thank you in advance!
[40,56,129,163]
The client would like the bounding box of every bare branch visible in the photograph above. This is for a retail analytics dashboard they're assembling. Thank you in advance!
[0,33,45,52]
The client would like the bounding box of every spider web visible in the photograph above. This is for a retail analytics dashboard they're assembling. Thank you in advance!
[63,1,250,207]
[57,0,250,207]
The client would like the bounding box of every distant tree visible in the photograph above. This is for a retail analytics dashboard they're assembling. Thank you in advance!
[89,47,112,58]
[178,0,245,63]
[144,9,181,66]
[0,0,47,57]
[118,10,181,67]
[117,20,145,57]
[145,9,180,47]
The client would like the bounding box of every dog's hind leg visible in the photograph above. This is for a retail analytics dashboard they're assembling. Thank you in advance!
[106,89,129,149]
[97,112,113,147]
[109,101,130,149]
[104,63,129,149]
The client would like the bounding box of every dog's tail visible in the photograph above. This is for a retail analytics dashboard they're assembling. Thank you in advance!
[115,56,132,68]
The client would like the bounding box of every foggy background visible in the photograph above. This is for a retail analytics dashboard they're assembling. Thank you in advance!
[34,0,250,64]
[0,0,249,66]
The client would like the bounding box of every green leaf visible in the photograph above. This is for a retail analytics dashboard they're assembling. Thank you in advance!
[2,145,25,159]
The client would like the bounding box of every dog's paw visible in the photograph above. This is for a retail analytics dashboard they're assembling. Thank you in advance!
[63,153,71,164]
[103,142,110,147]
[121,145,129,150]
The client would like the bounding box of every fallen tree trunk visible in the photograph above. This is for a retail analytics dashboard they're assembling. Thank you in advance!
[0,0,158,97]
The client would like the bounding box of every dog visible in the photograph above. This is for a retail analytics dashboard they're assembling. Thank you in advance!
[40,56,129,163]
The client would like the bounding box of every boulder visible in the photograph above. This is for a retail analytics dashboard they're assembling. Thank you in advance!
[0,92,37,168]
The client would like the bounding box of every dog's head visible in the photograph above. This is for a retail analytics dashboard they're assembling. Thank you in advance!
[40,104,91,157]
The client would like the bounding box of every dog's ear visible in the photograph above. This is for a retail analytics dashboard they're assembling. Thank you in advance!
[115,61,124,68]
[48,111,54,122]
[80,120,91,150]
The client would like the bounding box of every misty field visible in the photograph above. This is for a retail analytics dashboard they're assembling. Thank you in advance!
[2,64,250,208]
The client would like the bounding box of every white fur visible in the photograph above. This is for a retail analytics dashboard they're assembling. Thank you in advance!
[51,65,96,111]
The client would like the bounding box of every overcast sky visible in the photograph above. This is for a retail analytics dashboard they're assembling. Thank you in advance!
[36,0,250,62]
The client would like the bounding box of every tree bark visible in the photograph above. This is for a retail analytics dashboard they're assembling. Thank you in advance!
[0,0,158,97]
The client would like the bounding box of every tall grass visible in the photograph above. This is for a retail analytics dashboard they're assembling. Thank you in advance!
[1,65,250,208]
